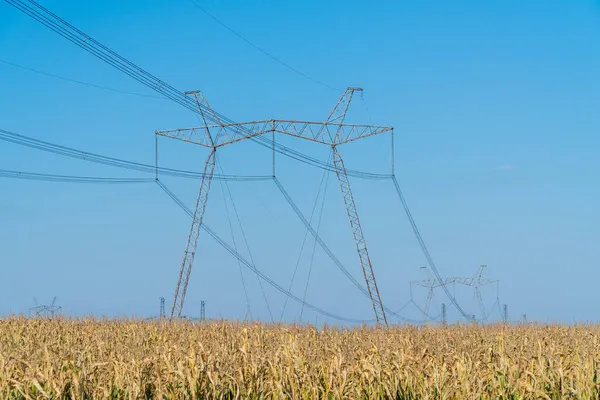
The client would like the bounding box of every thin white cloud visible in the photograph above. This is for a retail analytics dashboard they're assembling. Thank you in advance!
[494,165,515,171]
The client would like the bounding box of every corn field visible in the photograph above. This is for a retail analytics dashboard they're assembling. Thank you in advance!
[1,317,599,399]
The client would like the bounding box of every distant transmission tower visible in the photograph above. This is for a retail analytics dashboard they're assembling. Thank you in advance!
[503,304,508,323]
[29,296,61,318]
[410,266,457,316]
[411,265,500,321]
[453,265,499,321]
[159,297,165,319]
[156,88,393,325]
[200,300,206,321]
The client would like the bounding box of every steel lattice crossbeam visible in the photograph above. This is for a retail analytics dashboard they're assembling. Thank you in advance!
[156,120,392,147]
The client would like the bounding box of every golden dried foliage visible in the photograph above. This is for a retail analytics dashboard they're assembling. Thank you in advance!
[1,317,599,399]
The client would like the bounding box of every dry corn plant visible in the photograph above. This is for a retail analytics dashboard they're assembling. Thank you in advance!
[1,317,599,399]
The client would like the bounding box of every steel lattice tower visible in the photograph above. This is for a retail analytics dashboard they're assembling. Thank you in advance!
[156,88,392,324]
[411,265,500,321]
[159,297,165,319]
[29,296,61,318]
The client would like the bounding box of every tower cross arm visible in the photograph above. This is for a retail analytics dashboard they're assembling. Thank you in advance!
[271,120,392,146]
[411,277,456,289]
[156,120,392,147]
[155,120,274,148]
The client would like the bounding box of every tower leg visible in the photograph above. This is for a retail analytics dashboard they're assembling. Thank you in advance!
[425,288,433,316]
[171,148,216,318]
[331,146,387,326]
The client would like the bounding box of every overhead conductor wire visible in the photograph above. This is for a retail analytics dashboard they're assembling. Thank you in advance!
[280,152,331,321]
[0,128,269,181]
[300,160,330,321]
[215,157,254,320]
[215,156,274,322]
[185,0,340,92]
[0,58,164,99]
[0,168,153,184]
[391,177,470,321]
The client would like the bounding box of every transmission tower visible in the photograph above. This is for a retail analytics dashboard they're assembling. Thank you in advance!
[200,300,206,321]
[411,265,500,322]
[410,266,457,316]
[452,265,499,321]
[503,304,508,323]
[29,296,61,318]
[156,88,392,325]
[159,297,165,319]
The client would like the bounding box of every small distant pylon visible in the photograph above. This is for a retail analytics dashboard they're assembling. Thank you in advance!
[411,265,500,322]
[200,300,206,321]
[503,304,508,323]
[159,297,165,319]
[29,296,61,318]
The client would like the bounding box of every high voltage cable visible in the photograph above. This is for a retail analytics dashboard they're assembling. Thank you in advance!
[3,0,388,180]
[0,58,164,99]
[0,128,269,181]
[280,154,331,321]
[0,168,153,184]
[215,159,254,320]
[300,163,330,321]
[185,0,340,92]
[216,157,273,322]
[391,175,471,321]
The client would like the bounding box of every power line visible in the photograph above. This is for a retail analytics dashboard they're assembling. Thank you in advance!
[281,154,331,321]
[215,159,253,320]
[300,163,330,321]
[0,168,154,184]
[391,175,471,321]
[185,0,340,92]
[0,128,270,181]
[0,58,164,99]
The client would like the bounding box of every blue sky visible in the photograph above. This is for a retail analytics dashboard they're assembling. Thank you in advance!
[1,0,600,324]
